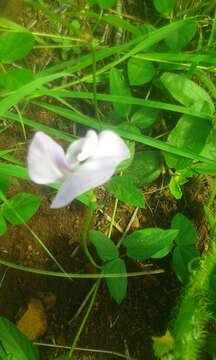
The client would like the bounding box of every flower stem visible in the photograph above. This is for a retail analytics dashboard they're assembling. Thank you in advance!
[81,193,99,269]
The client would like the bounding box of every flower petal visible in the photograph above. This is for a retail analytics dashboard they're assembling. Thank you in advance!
[94,130,130,161]
[27,132,70,184]
[77,130,98,161]
[50,158,118,208]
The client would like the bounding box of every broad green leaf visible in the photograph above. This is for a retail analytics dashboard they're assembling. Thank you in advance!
[0,214,7,236]
[165,114,211,169]
[0,173,9,194]
[0,316,39,360]
[153,0,176,15]
[106,176,145,208]
[172,245,199,283]
[102,258,127,304]
[90,230,118,261]
[165,19,196,51]
[131,107,159,130]
[109,68,131,119]
[161,72,215,114]
[0,32,35,63]
[0,68,34,90]
[127,58,155,85]
[2,193,41,225]
[125,150,161,185]
[171,213,197,245]
[123,228,178,260]
[151,243,173,258]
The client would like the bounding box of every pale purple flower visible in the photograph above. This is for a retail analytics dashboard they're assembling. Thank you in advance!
[27,130,130,208]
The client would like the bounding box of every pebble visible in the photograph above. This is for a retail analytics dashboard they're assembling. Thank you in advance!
[16,298,48,341]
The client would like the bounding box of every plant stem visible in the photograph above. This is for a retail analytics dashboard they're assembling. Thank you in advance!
[81,193,99,268]
[69,279,101,357]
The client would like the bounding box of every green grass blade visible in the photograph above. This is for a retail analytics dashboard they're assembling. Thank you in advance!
[0,71,70,117]
[4,111,75,142]
[33,91,212,120]
[33,100,216,165]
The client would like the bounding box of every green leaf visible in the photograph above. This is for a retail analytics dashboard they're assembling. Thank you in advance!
[123,228,178,260]
[153,0,176,15]
[109,68,131,119]
[165,114,211,169]
[90,230,119,261]
[106,176,145,208]
[127,58,155,85]
[102,258,127,304]
[125,150,161,185]
[0,214,7,236]
[165,19,196,51]
[0,173,9,194]
[131,107,159,130]
[2,193,41,225]
[0,316,39,360]
[171,213,197,245]
[161,72,215,114]
[0,32,35,63]
[0,69,34,90]
[151,243,173,258]
[172,245,199,283]
[55,357,71,360]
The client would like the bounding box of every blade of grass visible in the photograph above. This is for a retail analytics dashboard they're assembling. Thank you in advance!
[4,111,75,142]
[55,19,188,90]
[32,91,213,120]
[33,100,216,166]
[0,71,71,117]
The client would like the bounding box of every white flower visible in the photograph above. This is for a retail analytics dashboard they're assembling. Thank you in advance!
[27,129,130,208]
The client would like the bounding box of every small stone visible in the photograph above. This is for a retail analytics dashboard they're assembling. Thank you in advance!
[16,298,47,341]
